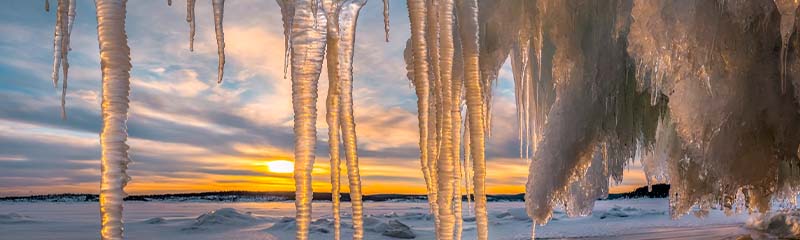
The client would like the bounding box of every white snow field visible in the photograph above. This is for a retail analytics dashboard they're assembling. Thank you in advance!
[0,198,778,239]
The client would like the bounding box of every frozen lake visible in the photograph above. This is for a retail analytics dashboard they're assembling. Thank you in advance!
[0,198,769,239]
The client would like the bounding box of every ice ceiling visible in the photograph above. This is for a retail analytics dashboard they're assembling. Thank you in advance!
[42,0,800,239]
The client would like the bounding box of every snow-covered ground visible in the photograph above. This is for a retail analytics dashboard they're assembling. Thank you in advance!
[0,198,775,239]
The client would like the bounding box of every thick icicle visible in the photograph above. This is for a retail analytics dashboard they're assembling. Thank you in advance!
[336,1,368,239]
[287,0,328,239]
[455,0,488,238]
[406,0,435,231]
[435,0,456,239]
[383,0,389,42]
[212,0,226,83]
[186,0,196,51]
[94,1,133,239]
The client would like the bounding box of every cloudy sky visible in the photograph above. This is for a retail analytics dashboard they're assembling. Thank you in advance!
[0,0,647,196]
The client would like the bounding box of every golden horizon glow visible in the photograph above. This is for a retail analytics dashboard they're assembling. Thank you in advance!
[265,160,294,173]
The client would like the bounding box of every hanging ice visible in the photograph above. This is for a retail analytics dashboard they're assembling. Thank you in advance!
[383,0,389,42]
[186,0,196,51]
[94,1,133,239]
[212,0,226,83]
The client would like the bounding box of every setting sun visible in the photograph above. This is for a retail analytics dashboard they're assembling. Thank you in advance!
[265,160,294,173]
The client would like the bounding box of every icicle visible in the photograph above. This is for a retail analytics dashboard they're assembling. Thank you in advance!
[186,0,196,51]
[51,0,66,89]
[66,0,76,51]
[167,0,172,6]
[94,1,132,239]
[455,0,488,238]
[212,0,226,83]
[452,27,465,240]
[463,117,473,214]
[277,0,296,79]
[287,0,327,239]
[530,220,536,240]
[322,1,342,238]
[45,0,50,12]
[383,0,390,42]
[337,1,368,239]
[50,0,73,118]
[406,0,435,231]
[435,0,457,239]
[774,0,799,93]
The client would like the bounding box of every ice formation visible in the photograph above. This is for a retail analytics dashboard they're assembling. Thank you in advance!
[50,0,76,118]
[95,1,133,240]
[212,0,226,83]
[41,0,800,239]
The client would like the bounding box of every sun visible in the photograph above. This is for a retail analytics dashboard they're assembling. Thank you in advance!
[265,160,294,173]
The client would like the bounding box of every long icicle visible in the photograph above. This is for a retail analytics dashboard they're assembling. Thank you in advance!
[337,1,368,239]
[186,0,196,51]
[212,0,226,83]
[426,0,442,231]
[323,0,342,238]
[95,0,132,239]
[60,0,76,119]
[456,0,488,238]
[406,0,435,232]
[436,0,456,238]
[452,24,465,240]
[289,0,328,239]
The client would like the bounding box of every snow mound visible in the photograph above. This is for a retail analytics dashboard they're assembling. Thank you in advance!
[596,205,665,219]
[0,213,34,224]
[495,208,532,221]
[182,208,259,231]
[746,212,800,238]
[265,217,332,234]
[142,217,166,224]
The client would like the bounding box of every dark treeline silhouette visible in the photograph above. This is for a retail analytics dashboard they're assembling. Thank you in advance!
[0,184,669,202]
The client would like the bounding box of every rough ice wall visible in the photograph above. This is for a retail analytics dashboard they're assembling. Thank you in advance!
[628,0,800,217]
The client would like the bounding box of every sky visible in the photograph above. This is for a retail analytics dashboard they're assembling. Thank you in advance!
[0,0,648,197]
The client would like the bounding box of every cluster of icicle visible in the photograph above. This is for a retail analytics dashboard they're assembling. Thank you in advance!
[276,0,382,239]
[45,0,800,239]
[47,0,76,119]
[45,0,227,239]
[403,0,490,239]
